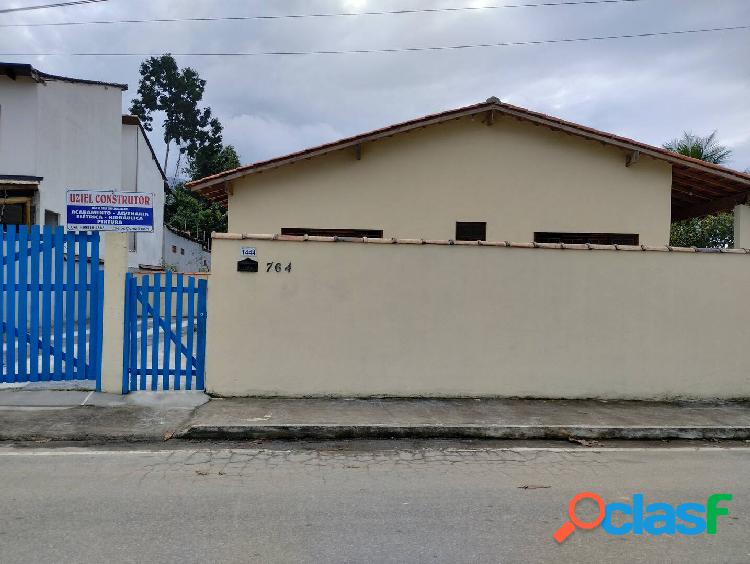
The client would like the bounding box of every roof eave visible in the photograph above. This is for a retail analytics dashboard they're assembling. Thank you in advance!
[188,101,750,201]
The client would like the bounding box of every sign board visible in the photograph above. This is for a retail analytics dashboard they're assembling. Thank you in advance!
[241,247,257,257]
[66,190,154,232]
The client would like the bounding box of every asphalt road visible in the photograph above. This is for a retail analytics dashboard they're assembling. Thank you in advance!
[0,441,748,564]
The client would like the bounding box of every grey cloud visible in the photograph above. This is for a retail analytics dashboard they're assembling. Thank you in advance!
[1,0,748,170]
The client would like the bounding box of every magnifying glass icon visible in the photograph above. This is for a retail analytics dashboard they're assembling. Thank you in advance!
[553,492,605,543]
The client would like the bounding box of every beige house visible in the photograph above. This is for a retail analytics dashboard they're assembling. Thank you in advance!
[188,98,750,247]
[188,100,750,400]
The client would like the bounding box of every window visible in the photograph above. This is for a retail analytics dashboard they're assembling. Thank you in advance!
[281,228,384,238]
[534,232,640,245]
[44,210,59,227]
[172,245,177,253]
[180,248,185,255]
[455,222,486,241]
[0,196,34,228]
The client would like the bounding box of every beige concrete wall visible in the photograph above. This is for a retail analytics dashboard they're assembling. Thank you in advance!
[228,116,672,245]
[206,237,750,399]
[735,204,750,249]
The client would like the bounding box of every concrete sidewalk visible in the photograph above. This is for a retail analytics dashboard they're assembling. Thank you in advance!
[2,392,750,442]
[0,388,208,442]
[176,397,750,441]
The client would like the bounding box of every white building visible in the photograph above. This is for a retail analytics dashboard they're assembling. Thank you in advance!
[164,226,211,272]
[121,115,166,268]
[0,62,166,268]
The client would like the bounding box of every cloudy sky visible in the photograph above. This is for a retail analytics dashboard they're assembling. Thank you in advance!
[2,0,749,177]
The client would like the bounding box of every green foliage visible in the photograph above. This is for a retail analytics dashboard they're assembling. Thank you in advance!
[665,131,734,248]
[663,131,732,165]
[187,145,241,182]
[131,54,241,237]
[129,54,223,173]
[165,184,227,242]
[669,212,734,248]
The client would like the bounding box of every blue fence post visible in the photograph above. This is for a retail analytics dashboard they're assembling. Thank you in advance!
[64,230,76,380]
[6,225,16,383]
[173,275,184,391]
[89,232,100,384]
[89,263,100,390]
[121,272,133,395]
[139,275,149,391]
[185,276,196,391]
[76,232,88,380]
[53,227,64,379]
[150,273,161,391]
[196,279,208,390]
[162,271,173,391]
[29,226,40,382]
[41,226,53,380]
[95,269,105,391]
[17,225,28,383]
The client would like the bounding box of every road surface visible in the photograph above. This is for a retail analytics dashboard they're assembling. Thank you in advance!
[0,441,748,563]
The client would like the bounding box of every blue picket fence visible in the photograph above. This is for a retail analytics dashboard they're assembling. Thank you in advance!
[122,272,207,393]
[1,226,104,387]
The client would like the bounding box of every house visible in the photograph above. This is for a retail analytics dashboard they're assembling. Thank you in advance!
[163,225,211,272]
[188,98,750,247]
[0,62,166,268]
[189,100,750,400]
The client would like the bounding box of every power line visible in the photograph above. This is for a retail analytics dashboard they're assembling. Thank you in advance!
[1,24,748,56]
[0,0,109,15]
[0,0,645,28]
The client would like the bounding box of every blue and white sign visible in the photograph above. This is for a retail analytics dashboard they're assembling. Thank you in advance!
[241,247,257,257]
[66,190,154,232]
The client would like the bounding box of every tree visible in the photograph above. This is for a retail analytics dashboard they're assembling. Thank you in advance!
[665,131,734,248]
[669,213,734,248]
[130,54,241,238]
[187,145,241,182]
[664,131,732,165]
[129,54,218,176]
[165,184,227,243]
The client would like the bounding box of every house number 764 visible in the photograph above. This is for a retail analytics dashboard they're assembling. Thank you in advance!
[267,262,292,273]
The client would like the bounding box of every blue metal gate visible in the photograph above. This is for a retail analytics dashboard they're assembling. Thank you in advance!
[1,226,104,388]
[122,272,207,392]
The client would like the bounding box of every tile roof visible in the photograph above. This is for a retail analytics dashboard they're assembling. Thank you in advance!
[188,99,750,219]
[0,62,128,90]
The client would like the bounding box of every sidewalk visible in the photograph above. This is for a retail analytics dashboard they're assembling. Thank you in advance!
[0,386,207,442]
[1,391,750,442]
[176,398,750,441]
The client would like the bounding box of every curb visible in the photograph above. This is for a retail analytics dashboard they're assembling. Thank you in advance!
[175,424,750,441]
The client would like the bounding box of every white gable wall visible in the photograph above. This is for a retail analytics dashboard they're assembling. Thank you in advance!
[0,78,38,176]
[122,122,165,269]
[34,79,123,226]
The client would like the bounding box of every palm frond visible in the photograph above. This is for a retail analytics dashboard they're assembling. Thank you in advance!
[663,131,732,165]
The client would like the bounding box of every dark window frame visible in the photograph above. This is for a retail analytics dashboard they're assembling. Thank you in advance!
[281,228,384,238]
[455,221,487,242]
[534,232,640,246]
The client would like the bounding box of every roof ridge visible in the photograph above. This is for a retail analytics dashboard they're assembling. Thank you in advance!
[187,100,750,192]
